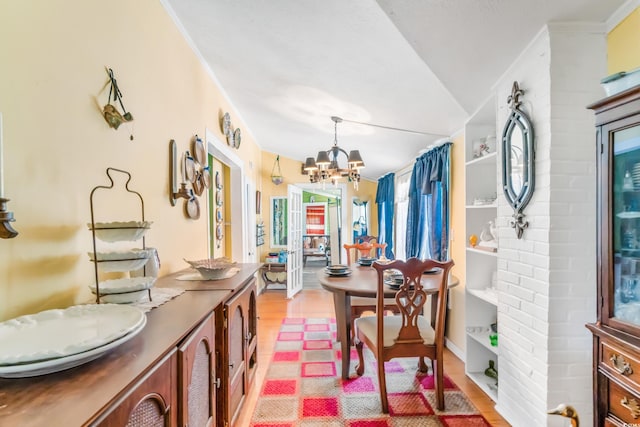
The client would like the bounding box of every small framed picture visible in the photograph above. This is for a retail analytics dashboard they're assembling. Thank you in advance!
[270,196,288,248]
[256,190,261,214]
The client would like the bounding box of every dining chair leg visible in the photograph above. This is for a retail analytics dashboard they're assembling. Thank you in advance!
[378,357,389,413]
[354,341,365,376]
[434,357,445,410]
[418,357,429,373]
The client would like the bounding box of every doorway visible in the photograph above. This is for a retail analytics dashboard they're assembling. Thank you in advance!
[205,128,253,262]
[296,183,347,289]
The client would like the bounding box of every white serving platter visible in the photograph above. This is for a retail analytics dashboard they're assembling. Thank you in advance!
[88,221,152,242]
[88,249,151,272]
[89,277,156,294]
[0,304,145,366]
[0,315,146,378]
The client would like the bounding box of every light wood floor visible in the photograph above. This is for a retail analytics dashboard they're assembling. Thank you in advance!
[235,288,511,426]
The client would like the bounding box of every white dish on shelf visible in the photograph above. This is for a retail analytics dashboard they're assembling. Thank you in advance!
[98,290,149,304]
[88,221,152,242]
[617,212,640,219]
[0,314,146,378]
[88,249,151,272]
[0,304,145,366]
[89,277,156,294]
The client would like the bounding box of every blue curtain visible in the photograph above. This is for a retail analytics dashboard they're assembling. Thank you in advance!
[405,143,452,261]
[375,173,395,259]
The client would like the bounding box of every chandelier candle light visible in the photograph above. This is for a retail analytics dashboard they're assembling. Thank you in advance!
[303,116,365,189]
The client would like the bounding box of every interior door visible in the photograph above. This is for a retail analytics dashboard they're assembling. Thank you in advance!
[287,185,303,298]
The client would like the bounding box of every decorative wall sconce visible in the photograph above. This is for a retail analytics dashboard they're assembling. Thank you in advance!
[102,67,134,134]
[0,113,17,239]
[169,138,209,220]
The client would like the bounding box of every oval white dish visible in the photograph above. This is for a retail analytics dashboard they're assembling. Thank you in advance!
[0,315,146,378]
[0,304,145,366]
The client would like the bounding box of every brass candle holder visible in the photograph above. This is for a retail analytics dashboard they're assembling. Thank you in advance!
[0,198,17,238]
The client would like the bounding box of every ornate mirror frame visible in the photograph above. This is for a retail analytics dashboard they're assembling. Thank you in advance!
[501,81,535,239]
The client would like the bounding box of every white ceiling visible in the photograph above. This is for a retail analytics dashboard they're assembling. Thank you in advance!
[164,0,626,181]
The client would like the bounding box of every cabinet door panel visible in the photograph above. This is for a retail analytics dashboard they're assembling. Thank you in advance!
[606,119,640,333]
[94,351,177,427]
[178,313,215,427]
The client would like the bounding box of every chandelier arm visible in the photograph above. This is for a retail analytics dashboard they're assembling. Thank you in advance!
[335,117,448,137]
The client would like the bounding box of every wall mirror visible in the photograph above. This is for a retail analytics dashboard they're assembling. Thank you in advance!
[501,81,535,239]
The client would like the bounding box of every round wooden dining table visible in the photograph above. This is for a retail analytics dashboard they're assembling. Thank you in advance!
[318,265,459,379]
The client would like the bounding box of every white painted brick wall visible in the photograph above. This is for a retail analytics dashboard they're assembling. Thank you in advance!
[492,23,606,426]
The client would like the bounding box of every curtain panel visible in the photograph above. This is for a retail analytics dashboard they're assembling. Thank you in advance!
[405,143,452,261]
[375,173,395,259]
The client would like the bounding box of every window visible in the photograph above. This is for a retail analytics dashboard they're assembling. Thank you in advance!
[394,170,411,260]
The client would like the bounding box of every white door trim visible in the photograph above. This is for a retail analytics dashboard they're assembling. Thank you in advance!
[205,128,247,262]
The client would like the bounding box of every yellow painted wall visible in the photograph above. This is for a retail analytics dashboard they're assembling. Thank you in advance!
[0,0,262,320]
[259,152,378,261]
[607,7,640,74]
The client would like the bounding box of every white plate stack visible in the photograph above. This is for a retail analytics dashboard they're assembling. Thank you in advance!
[0,304,146,378]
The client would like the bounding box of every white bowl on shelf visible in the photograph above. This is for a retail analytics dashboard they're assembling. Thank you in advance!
[88,221,152,242]
[89,277,156,294]
[96,290,149,304]
[88,249,152,272]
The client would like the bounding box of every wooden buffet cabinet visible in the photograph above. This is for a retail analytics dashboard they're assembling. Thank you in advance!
[588,86,640,426]
[0,263,260,427]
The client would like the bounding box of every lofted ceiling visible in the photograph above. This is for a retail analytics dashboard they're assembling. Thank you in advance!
[163,0,625,181]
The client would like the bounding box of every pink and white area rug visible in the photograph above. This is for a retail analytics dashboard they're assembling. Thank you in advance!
[250,317,491,426]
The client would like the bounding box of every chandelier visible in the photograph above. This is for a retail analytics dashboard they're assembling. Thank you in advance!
[303,116,365,189]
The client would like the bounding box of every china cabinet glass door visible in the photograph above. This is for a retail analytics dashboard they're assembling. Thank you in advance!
[612,123,640,327]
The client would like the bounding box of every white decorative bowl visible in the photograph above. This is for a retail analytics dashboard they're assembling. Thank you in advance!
[184,257,237,280]
[88,221,152,242]
[88,249,152,273]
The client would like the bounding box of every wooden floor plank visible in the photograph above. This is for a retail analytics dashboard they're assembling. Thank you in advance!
[235,288,511,426]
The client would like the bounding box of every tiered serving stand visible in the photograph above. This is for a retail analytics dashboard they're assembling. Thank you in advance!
[88,168,154,303]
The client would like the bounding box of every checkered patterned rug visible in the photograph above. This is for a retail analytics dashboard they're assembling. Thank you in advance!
[250,317,491,426]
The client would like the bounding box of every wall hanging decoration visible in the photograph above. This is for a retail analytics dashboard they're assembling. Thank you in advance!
[219,112,241,149]
[169,135,209,219]
[220,112,231,137]
[501,81,535,239]
[101,68,134,139]
[0,113,17,238]
[233,128,241,149]
[271,155,284,185]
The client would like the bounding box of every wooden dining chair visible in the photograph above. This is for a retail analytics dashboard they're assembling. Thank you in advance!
[343,242,398,341]
[343,242,372,266]
[354,257,455,413]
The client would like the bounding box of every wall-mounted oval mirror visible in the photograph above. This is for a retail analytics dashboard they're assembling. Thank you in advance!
[501,81,535,239]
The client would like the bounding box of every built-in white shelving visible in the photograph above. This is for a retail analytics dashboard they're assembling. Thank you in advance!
[464,96,499,403]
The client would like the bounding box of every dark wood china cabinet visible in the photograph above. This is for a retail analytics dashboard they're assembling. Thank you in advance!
[588,85,640,427]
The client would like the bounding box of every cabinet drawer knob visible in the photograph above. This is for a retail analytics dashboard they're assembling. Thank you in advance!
[610,354,634,375]
[621,396,640,419]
